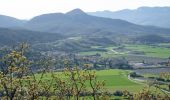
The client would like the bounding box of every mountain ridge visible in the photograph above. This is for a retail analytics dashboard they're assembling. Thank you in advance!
[0,8,170,36]
[88,7,170,28]
[22,8,170,35]
[0,14,26,28]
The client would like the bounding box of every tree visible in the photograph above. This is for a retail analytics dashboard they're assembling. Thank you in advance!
[0,44,109,99]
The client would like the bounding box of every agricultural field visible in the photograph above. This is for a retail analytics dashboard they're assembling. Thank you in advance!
[125,44,170,58]
[35,69,144,93]
[158,43,170,47]
[79,45,123,58]
[79,44,170,58]
[133,68,170,94]
[95,70,144,92]
[134,68,170,75]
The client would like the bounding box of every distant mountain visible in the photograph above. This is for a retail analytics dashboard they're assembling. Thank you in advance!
[0,28,63,46]
[0,15,26,28]
[88,7,170,28]
[0,9,170,51]
[23,8,170,35]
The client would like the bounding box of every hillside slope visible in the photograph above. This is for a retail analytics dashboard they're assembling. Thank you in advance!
[0,15,26,28]
[0,28,63,46]
[23,9,170,35]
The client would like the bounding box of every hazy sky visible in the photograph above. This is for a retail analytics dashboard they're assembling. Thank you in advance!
[0,0,170,19]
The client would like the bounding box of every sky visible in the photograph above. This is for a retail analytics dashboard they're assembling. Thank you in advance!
[0,0,170,19]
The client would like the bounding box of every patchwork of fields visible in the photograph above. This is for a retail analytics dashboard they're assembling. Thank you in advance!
[125,44,170,58]
[79,43,170,58]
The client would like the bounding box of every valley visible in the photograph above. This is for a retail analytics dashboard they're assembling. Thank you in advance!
[0,6,170,99]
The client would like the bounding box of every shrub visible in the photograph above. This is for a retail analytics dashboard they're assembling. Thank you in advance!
[113,90,123,96]
[130,72,143,78]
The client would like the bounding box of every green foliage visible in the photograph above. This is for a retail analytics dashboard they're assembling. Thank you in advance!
[0,44,109,99]
[0,44,169,99]
[0,28,63,46]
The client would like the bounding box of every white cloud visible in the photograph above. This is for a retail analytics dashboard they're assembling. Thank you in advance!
[0,0,170,19]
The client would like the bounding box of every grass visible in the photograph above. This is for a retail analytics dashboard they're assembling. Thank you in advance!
[79,45,122,58]
[95,69,144,92]
[95,70,136,86]
[142,73,159,78]
[79,44,170,58]
[125,44,170,58]
[79,51,105,56]
[27,69,169,99]
[35,69,144,93]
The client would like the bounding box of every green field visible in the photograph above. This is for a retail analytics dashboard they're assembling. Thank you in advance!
[79,46,122,58]
[35,69,144,93]
[79,44,170,58]
[93,69,144,92]
[125,44,170,58]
